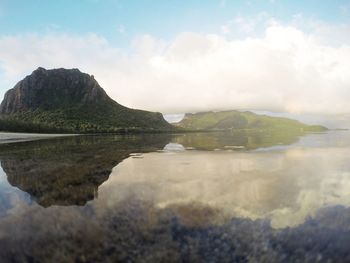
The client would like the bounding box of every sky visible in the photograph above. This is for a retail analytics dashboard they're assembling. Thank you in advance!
[1,0,350,126]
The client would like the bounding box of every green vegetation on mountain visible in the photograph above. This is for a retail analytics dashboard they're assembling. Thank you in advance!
[0,67,173,133]
[176,110,327,133]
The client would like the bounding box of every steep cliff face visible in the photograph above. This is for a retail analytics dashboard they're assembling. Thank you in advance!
[0,67,113,114]
[0,67,172,133]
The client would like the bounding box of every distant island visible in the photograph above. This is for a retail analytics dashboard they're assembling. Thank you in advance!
[0,67,172,133]
[0,67,327,134]
[176,111,327,132]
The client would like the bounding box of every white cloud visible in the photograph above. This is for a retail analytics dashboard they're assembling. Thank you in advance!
[1,20,350,118]
[220,24,230,35]
[163,113,185,123]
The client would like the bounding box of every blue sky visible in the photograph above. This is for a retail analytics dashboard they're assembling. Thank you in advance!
[1,0,350,127]
[1,0,349,44]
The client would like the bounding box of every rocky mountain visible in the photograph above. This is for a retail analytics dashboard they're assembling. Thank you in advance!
[176,110,327,132]
[0,67,172,133]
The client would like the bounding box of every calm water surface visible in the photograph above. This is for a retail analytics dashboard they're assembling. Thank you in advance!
[0,131,350,262]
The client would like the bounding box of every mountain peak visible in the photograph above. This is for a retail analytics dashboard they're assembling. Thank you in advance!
[34,66,46,72]
[0,67,111,114]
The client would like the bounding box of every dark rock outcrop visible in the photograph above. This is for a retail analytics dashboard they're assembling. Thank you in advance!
[0,67,112,113]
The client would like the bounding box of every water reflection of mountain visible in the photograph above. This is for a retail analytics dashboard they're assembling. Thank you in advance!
[1,132,349,262]
[0,135,170,207]
[171,130,301,150]
[0,131,303,207]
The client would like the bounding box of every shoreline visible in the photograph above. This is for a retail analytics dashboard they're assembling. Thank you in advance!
[0,132,77,144]
[0,127,334,145]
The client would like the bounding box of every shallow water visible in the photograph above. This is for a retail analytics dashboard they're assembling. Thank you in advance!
[0,131,350,262]
[0,132,73,144]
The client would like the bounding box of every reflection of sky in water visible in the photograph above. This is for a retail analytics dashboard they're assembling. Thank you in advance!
[0,132,350,261]
[1,131,350,228]
[97,133,350,229]
[0,131,350,226]
[0,165,33,216]
[0,166,6,185]
[294,130,350,148]
[163,143,186,152]
[0,132,350,262]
